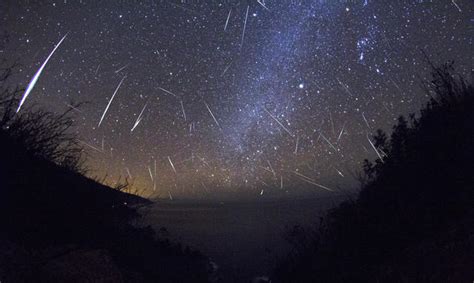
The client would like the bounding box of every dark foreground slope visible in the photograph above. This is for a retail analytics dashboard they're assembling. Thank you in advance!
[0,72,210,281]
[273,63,474,282]
[0,133,211,282]
[0,131,210,282]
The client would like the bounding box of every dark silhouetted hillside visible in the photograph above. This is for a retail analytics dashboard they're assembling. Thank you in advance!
[273,62,474,283]
[0,64,211,282]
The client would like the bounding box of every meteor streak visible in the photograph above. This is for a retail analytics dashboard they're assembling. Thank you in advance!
[267,160,276,178]
[131,102,147,131]
[17,33,68,113]
[78,139,103,153]
[95,64,101,76]
[224,9,232,31]
[451,0,462,12]
[334,167,345,177]
[114,63,129,74]
[158,87,177,97]
[257,0,270,10]
[337,122,346,142]
[180,100,187,121]
[98,76,126,127]
[204,101,221,129]
[221,62,232,76]
[294,135,299,155]
[64,102,82,113]
[263,108,293,137]
[148,166,154,182]
[125,167,132,179]
[168,156,177,174]
[293,171,333,192]
[367,133,384,162]
[240,6,249,49]
[336,77,354,97]
[362,112,371,129]
[320,133,338,152]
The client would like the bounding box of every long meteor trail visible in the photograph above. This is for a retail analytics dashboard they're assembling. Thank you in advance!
[131,102,147,132]
[224,9,232,31]
[204,101,221,129]
[168,156,177,174]
[240,6,249,49]
[263,108,293,137]
[17,33,68,113]
[98,76,126,127]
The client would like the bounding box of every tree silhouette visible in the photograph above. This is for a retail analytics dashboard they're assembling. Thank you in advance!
[274,62,474,282]
[0,61,85,173]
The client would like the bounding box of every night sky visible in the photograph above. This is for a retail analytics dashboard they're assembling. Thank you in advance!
[1,0,472,199]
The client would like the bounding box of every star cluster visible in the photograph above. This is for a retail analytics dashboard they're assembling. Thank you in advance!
[1,0,472,198]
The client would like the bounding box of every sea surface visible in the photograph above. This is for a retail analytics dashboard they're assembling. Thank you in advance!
[141,196,344,282]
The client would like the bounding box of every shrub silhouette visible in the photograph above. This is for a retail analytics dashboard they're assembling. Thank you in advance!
[274,62,474,283]
[0,63,211,282]
[0,64,84,173]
